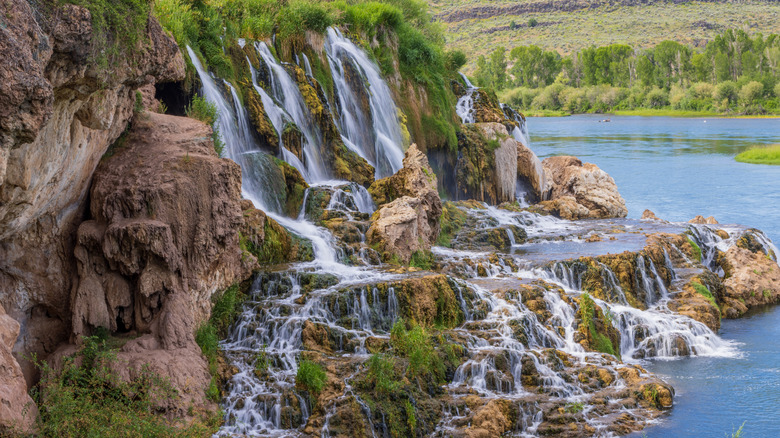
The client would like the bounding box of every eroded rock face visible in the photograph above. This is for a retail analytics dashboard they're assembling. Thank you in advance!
[720,245,780,317]
[456,123,518,205]
[0,1,185,384]
[516,139,550,203]
[0,304,36,434]
[538,156,627,219]
[367,144,442,263]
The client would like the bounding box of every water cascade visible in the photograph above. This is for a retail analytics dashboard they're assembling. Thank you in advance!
[324,28,405,178]
[456,73,477,124]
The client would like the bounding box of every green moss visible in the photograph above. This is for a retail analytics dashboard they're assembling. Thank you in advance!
[436,202,467,247]
[687,237,703,262]
[692,281,719,309]
[578,293,617,356]
[409,250,434,270]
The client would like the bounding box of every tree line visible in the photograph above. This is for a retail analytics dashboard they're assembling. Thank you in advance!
[473,29,780,114]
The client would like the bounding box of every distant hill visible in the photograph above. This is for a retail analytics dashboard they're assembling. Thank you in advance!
[430,0,780,72]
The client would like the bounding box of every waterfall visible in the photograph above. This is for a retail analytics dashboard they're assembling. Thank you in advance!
[456,72,476,124]
[254,42,329,181]
[325,27,405,178]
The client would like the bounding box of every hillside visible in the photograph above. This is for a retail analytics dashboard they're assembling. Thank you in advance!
[430,0,780,73]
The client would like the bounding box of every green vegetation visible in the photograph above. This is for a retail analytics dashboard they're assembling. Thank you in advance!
[432,0,780,74]
[33,335,220,437]
[295,359,327,395]
[564,402,584,413]
[185,95,224,156]
[687,237,703,262]
[475,29,780,115]
[436,202,467,247]
[691,281,719,310]
[730,421,746,438]
[364,354,400,394]
[578,293,617,357]
[409,249,435,270]
[735,144,780,165]
[390,319,445,380]
[195,284,246,402]
[64,0,151,70]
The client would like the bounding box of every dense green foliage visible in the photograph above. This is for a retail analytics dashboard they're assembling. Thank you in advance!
[475,30,780,115]
[295,359,327,395]
[33,335,219,437]
[390,319,445,380]
[735,144,780,165]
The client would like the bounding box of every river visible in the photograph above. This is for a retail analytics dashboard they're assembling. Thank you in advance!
[529,114,780,437]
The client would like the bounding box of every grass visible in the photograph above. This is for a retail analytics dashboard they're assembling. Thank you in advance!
[296,359,327,395]
[32,335,221,437]
[524,109,570,117]
[735,144,780,165]
[186,95,225,157]
[431,0,780,74]
[409,250,435,270]
[390,320,445,380]
[687,237,703,262]
[578,293,617,357]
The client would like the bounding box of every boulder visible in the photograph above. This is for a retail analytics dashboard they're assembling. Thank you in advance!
[719,244,780,317]
[456,123,518,205]
[367,144,442,263]
[689,215,718,224]
[538,156,627,219]
[367,196,438,264]
[641,209,661,221]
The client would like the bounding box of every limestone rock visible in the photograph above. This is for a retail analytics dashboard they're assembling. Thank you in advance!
[689,215,718,224]
[538,156,627,219]
[367,144,442,263]
[455,123,518,205]
[516,140,550,202]
[367,196,438,264]
[0,0,185,382]
[641,210,661,221]
[0,304,36,433]
[720,244,780,317]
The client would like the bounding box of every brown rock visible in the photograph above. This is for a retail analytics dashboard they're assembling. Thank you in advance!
[720,245,780,317]
[641,209,661,221]
[689,215,718,224]
[0,304,36,433]
[539,156,627,219]
[516,139,549,202]
[367,144,442,263]
[465,399,514,438]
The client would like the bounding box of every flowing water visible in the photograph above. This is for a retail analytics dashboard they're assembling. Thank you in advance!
[188,36,780,436]
[527,114,780,437]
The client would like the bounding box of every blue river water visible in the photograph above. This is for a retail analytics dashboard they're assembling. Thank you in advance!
[528,115,780,437]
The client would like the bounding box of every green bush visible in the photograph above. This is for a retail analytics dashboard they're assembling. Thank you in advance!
[365,354,400,394]
[390,320,444,380]
[186,96,224,156]
[296,359,327,395]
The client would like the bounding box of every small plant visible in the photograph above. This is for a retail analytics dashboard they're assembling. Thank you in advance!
[157,100,168,114]
[134,90,144,114]
[687,237,703,262]
[296,359,327,395]
[390,320,445,380]
[254,344,271,375]
[186,95,224,156]
[409,250,434,270]
[564,401,584,413]
[763,289,772,300]
[528,18,539,27]
[729,421,746,438]
[365,354,399,394]
[691,281,719,310]
[405,399,417,432]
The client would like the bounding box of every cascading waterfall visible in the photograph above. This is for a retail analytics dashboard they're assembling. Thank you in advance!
[324,27,405,178]
[185,31,780,436]
[456,72,477,124]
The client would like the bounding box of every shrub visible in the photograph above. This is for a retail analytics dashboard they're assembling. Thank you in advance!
[644,87,669,108]
[153,0,197,44]
[390,320,444,380]
[365,354,399,394]
[714,81,738,103]
[739,81,764,106]
[296,359,327,395]
[186,96,224,157]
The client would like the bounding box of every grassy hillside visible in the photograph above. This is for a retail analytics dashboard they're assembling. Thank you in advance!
[429,0,780,73]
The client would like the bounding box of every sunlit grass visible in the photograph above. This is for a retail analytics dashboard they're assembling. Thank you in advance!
[735,144,780,165]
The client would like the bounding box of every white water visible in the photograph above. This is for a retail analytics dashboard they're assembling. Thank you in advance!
[456,72,476,124]
[325,27,405,178]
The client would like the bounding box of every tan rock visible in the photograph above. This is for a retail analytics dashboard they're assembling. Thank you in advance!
[367,144,442,263]
[641,209,661,221]
[465,399,513,438]
[720,245,780,317]
[0,304,36,434]
[689,215,718,224]
[539,156,627,219]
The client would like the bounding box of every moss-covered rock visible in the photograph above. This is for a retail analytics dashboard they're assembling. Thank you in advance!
[239,200,314,265]
[575,293,620,357]
[281,122,304,163]
[455,123,518,205]
[245,86,280,153]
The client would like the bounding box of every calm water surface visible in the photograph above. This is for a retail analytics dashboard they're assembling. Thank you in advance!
[528,115,780,437]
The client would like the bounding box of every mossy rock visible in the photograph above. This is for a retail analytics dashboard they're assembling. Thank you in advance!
[240,210,314,265]
[245,86,280,153]
[576,293,620,357]
[281,122,304,163]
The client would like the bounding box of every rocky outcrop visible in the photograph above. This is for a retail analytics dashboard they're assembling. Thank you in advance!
[0,1,185,385]
[719,244,780,317]
[516,140,549,202]
[63,112,255,417]
[456,123,518,204]
[689,215,718,224]
[0,304,35,434]
[538,156,627,219]
[367,144,442,263]
[641,209,661,220]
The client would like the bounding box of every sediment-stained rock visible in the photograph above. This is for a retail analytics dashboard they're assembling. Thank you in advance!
[456,123,519,204]
[538,156,627,219]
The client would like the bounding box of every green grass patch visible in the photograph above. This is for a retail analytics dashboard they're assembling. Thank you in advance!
[578,293,617,357]
[296,359,327,395]
[409,250,435,270]
[186,95,224,156]
[735,144,780,165]
[436,202,467,247]
[390,319,445,380]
